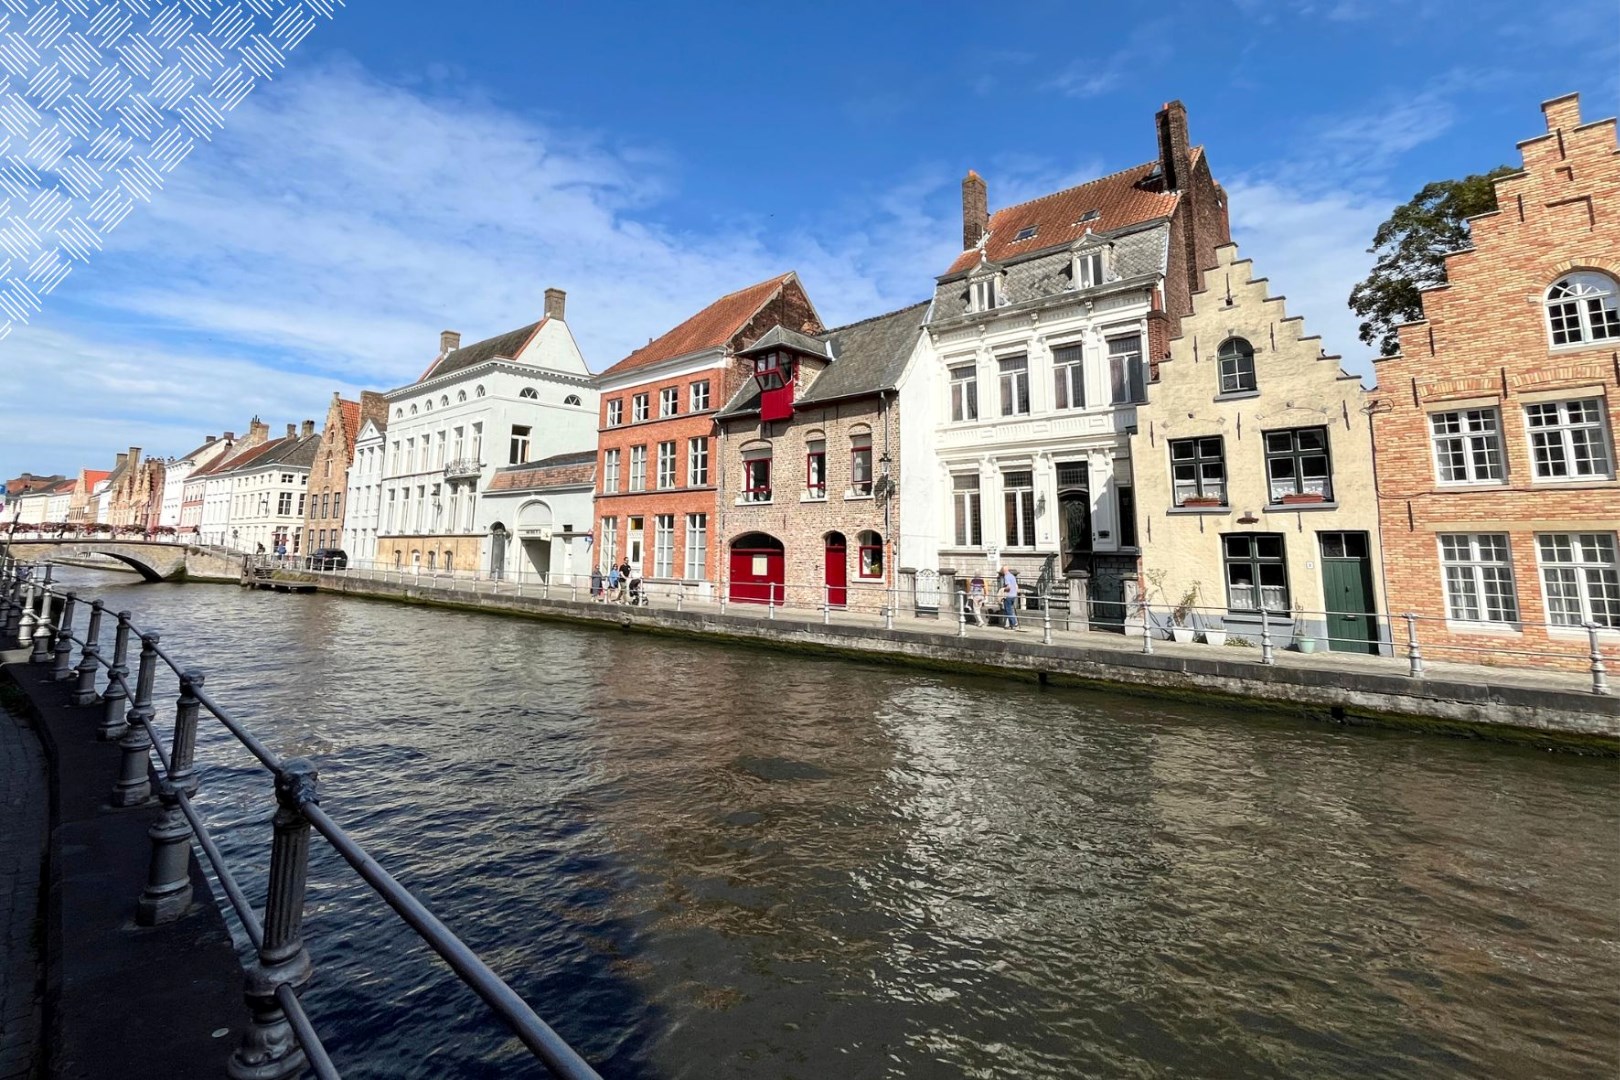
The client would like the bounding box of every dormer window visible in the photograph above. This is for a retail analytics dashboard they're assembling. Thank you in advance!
[752,350,793,392]
[970,275,1000,313]
[1075,250,1105,290]
[1013,225,1037,242]
[1079,209,1100,223]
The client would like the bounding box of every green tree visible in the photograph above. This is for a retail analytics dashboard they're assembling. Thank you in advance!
[1349,166,1516,356]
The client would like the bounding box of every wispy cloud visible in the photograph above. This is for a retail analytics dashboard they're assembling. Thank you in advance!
[1046,24,1172,99]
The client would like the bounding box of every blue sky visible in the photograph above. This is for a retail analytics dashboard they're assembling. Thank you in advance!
[2,0,1616,482]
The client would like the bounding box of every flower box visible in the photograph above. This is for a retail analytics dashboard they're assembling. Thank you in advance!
[1279,493,1325,505]
[1179,496,1223,508]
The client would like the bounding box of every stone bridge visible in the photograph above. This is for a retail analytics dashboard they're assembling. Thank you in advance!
[4,540,243,582]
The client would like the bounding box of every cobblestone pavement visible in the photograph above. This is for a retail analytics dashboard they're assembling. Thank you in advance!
[0,687,44,1080]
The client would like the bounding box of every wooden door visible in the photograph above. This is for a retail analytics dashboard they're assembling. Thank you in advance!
[728,533,785,604]
[1319,531,1377,654]
[824,533,848,608]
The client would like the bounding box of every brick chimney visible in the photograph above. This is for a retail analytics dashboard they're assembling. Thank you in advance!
[204,435,217,445]
[440,330,461,354]
[114,453,127,470]
[544,287,566,322]
[223,431,235,441]
[246,417,270,447]
[1156,100,1191,193]
[286,423,296,440]
[301,420,315,438]
[962,170,988,250]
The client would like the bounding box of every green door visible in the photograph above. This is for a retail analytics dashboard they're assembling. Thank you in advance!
[1319,532,1377,654]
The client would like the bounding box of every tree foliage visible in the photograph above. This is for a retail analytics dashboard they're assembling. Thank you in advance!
[1349,166,1517,356]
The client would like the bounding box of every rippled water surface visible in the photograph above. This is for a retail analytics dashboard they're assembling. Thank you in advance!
[51,569,1620,1078]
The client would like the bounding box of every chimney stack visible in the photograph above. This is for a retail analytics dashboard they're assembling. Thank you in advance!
[224,431,235,441]
[301,419,315,438]
[248,417,270,445]
[204,435,217,445]
[1155,99,1191,193]
[114,453,128,470]
[286,423,297,440]
[962,170,988,250]
[440,330,461,354]
[544,287,566,322]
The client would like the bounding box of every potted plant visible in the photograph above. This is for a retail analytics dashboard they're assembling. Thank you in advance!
[1202,621,1228,646]
[1170,582,1201,643]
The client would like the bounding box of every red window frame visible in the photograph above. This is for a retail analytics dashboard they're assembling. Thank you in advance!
[858,536,883,579]
[744,456,772,502]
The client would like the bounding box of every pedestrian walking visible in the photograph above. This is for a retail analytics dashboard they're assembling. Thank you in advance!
[606,564,621,602]
[591,566,604,600]
[999,566,1019,631]
[968,576,988,626]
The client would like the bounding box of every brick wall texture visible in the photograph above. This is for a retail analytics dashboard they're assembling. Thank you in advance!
[1370,94,1620,669]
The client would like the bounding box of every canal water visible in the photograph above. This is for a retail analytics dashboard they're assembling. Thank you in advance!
[47,568,1620,1079]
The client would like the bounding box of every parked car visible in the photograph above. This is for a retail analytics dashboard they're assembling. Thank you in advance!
[305,548,348,571]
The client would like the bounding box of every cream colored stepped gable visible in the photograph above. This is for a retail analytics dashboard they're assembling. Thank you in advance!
[1134,242,1385,638]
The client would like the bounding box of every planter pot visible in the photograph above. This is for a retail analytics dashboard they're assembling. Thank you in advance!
[1280,494,1325,505]
[1202,629,1227,646]
[1170,625,1196,644]
[1179,498,1222,509]
[1295,637,1317,653]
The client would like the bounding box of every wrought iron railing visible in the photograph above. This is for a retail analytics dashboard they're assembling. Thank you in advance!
[0,558,602,1080]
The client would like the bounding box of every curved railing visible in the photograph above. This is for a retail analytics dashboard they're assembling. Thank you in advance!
[0,557,602,1080]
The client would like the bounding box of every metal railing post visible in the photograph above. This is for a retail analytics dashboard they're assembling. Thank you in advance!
[228,759,317,1080]
[111,633,159,808]
[543,575,551,600]
[1141,601,1154,654]
[52,591,77,679]
[1042,592,1052,645]
[1587,623,1609,696]
[718,581,728,615]
[1404,613,1423,677]
[1259,607,1274,665]
[73,600,104,705]
[30,585,53,664]
[571,581,578,602]
[822,584,830,625]
[957,591,966,637]
[99,611,133,740]
[767,583,776,620]
[17,576,37,647]
[884,586,894,631]
[138,671,205,925]
[675,590,683,614]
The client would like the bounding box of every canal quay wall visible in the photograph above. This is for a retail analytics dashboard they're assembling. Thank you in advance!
[315,575,1620,752]
[0,651,243,1080]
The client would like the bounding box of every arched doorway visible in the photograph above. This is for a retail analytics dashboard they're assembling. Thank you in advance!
[824,532,847,608]
[729,532,785,605]
[489,523,508,579]
[1058,492,1091,573]
[516,499,554,579]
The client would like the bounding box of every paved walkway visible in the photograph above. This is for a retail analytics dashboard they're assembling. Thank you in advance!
[0,650,45,1080]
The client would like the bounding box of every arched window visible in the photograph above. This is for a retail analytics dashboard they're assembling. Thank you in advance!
[476,385,487,397]
[519,387,539,400]
[444,550,453,574]
[1546,272,1620,346]
[423,399,432,412]
[439,395,449,407]
[857,530,884,579]
[1217,338,1256,394]
[395,408,403,419]
[564,394,582,406]
[457,390,467,402]
[410,405,418,415]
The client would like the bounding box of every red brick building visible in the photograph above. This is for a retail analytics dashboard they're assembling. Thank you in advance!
[1371,93,1620,668]
[591,272,823,597]
[715,304,926,610]
[301,391,387,554]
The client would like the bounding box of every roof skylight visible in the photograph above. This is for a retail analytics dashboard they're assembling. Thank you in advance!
[1013,225,1038,241]
[1079,209,1100,223]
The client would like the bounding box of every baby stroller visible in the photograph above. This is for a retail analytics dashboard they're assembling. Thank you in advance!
[627,574,648,606]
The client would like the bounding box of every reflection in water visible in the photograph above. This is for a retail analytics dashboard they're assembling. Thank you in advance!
[49,569,1620,1079]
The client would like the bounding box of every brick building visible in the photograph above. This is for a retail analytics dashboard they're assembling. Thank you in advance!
[106,447,167,531]
[1370,93,1620,668]
[714,303,927,610]
[301,391,386,554]
[592,272,823,598]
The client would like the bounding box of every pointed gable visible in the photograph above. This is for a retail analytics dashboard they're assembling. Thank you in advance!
[599,272,819,378]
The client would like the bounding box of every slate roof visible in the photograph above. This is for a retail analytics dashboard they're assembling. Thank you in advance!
[942,156,1192,277]
[176,437,225,463]
[419,320,545,382]
[486,450,596,493]
[717,302,929,419]
[599,273,796,378]
[211,438,286,475]
[737,324,829,359]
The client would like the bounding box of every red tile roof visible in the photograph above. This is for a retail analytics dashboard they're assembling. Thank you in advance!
[335,398,362,461]
[943,159,1183,276]
[486,451,596,493]
[80,470,110,489]
[599,273,796,378]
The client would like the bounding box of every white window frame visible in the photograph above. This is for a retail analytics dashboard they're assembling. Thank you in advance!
[1052,343,1084,410]
[1536,532,1620,629]
[1429,408,1506,484]
[1074,250,1104,290]
[1437,533,1520,627]
[1002,470,1036,548]
[629,445,646,492]
[1524,398,1613,481]
[660,387,679,418]
[998,355,1029,417]
[599,517,617,569]
[602,449,620,494]
[949,363,978,422]
[1545,272,1620,348]
[656,441,677,489]
[606,399,623,427]
[653,514,675,578]
[970,274,999,313]
[683,514,707,581]
[632,393,649,423]
[687,437,709,487]
[690,381,711,412]
[952,473,982,548]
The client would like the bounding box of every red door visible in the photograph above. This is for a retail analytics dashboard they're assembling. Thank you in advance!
[824,533,847,608]
[728,533,785,604]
